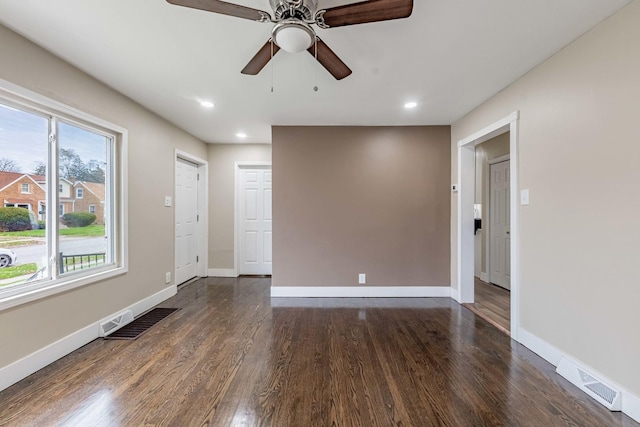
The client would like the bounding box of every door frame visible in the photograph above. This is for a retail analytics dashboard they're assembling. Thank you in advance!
[485,154,510,286]
[234,161,272,277]
[175,149,208,282]
[456,111,520,340]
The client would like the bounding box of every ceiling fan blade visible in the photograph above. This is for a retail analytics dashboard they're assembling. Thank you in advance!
[307,39,352,80]
[241,40,281,75]
[166,0,271,22]
[318,0,413,28]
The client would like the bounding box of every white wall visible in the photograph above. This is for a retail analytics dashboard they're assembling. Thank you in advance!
[451,0,640,407]
[0,24,207,375]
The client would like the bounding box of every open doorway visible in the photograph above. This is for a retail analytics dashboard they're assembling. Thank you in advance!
[456,111,520,341]
[464,132,511,334]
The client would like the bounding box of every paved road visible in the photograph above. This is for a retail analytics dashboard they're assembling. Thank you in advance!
[11,237,107,267]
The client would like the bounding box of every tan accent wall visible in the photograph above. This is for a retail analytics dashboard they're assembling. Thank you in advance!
[0,24,207,367]
[451,2,640,396]
[207,143,271,269]
[273,126,451,287]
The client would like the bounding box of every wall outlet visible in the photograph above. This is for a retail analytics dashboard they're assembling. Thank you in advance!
[164,196,172,207]
[358,273,366,284]
[165,272,171,284]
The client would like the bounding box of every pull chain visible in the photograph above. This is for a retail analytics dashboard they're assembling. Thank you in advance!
[270,38,274,93]
[313,37,318,92]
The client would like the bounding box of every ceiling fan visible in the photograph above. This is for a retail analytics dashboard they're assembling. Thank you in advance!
[166,0,414,80]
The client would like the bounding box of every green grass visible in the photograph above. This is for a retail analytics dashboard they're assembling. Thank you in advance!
[0,263,38,280]
[1,240,42,247]
[60,225,105,237]
[0,225,105,238]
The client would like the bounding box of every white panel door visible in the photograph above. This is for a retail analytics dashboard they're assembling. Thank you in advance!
[239,167,272,275]
[175,158,198,284]
[489,160,511,290]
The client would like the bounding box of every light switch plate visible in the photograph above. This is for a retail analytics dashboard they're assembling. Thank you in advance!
[520,189,530,205]
[164,196,172,207]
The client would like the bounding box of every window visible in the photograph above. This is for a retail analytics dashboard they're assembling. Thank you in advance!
[0,81,127,311]
[4,203,30,210]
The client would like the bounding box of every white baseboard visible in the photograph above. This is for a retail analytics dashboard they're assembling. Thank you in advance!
[207,268,237,278]
[0,321,98,393]
[518,327,640,423]
[450,286,461,303]
[518,327,563,366]
[271,286,451,298]
[0,284,177,393]
[128,285,176,317]
[624,391,640,423]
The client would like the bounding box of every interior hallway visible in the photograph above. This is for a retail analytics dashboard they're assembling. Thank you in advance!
[464,277,511,335]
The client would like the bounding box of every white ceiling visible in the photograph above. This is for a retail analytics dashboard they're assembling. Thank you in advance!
[0,0,631,144]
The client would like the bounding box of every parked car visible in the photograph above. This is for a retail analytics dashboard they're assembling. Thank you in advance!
[0,248,17,268]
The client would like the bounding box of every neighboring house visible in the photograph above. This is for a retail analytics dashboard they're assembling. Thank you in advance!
[0,172,46,220]
[0,172,104,224]
[33,176,76,220]
[58,178,75,219]
[73,181,105,225]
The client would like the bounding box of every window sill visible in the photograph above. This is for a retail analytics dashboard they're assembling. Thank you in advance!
[0,266,128,312]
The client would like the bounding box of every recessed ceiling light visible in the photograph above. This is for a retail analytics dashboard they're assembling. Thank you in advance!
[200,101,214,108]
[236,132,247,139]
[404,101,418,109]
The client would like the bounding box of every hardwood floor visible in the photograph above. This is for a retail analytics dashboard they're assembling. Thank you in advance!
[464,278,511,335]
[0,277,637,426]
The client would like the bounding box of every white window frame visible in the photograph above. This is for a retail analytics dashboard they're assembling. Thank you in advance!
[89,205,95,214]
[59,184,63,193]
[0,78,128,312]
[76,187,83,198]
[21,183,30,193]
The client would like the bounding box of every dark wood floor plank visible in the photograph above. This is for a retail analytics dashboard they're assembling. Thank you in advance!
[464,277,511,334]
[0,277,637,427]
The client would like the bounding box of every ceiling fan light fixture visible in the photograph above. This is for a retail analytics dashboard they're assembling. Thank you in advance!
[272,20,315,53]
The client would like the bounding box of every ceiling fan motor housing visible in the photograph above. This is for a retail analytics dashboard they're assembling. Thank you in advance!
[269,0,318,21]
